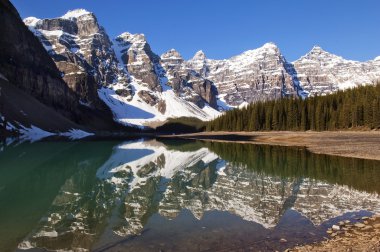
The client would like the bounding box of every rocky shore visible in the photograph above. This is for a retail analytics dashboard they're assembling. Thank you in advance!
[289,214,380,251]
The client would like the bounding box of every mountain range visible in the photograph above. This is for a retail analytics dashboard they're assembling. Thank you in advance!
[1,1,380,138]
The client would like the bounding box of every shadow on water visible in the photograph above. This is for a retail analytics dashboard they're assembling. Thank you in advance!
[0,140,120,252]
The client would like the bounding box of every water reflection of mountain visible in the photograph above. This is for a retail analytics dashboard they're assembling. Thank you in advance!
[6,139,380,251]
[0,141,118,251]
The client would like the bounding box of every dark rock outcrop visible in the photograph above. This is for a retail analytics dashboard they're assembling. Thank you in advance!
[0,0,78,116]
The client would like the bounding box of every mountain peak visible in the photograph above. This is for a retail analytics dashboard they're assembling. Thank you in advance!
[262,42,278,49]
[374,56,380,61]
[298,45,339,60]
[23,17,41,27]
[192,50,207,60]
[61,9,92,20]
[161,49,183,60]
[117,32,146,43]
[308,45,334,56]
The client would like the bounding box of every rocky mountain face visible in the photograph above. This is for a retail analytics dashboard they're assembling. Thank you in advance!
[24,9,131,109]
[160,49,218,108]
[24,10,220,127]
[114,33,218,109]
[114,32,163,93]
[187,44,380,105]
[113,32,167,113]
[188,43,306,106]
[293,46,380,95]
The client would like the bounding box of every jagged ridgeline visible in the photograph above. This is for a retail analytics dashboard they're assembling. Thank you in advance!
[21,8,380,129]
[207,83,380,131]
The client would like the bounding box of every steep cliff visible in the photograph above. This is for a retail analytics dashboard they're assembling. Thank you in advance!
[24,9,131,109]
[160,49,218,108]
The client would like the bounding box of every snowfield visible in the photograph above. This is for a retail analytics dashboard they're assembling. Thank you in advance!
[3,120,94,143]
[98,83,220,127]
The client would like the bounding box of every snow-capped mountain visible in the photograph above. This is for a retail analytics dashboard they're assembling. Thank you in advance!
[24,9,131,109]
[293,46,380,95]
[0,2,122,140]
[24,10,221,127]
[187,42,307,106]
[23,9,380,127]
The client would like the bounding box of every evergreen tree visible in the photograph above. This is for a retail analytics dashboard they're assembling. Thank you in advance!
[206,83,380,132]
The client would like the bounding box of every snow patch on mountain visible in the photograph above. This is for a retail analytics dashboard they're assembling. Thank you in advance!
[23,17,41,27]
[3,118,94,142]
[61,9,91,19]
[98,84,220,127]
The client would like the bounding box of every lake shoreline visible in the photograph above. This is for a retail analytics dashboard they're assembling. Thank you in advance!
[290,214,380,251]
[159,131,380,161]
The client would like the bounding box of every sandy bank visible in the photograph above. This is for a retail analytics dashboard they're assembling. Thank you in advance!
[160,131,380,161]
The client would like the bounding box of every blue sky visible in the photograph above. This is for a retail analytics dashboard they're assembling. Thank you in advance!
[11,0,380,61]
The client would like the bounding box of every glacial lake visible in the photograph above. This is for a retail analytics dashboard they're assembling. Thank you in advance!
[0,138,380,252]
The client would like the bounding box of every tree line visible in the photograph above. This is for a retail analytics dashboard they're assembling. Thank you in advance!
[207,83,380,131]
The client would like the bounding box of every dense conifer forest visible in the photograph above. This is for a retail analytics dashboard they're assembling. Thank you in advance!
[207,83,380,131]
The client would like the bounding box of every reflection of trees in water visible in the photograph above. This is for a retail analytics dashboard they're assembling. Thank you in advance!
[203,141,380,194]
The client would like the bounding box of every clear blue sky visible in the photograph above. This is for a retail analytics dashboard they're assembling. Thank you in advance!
[11,0,380,61]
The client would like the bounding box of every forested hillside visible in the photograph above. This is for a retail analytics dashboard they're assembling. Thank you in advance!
[207,83,380,131]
